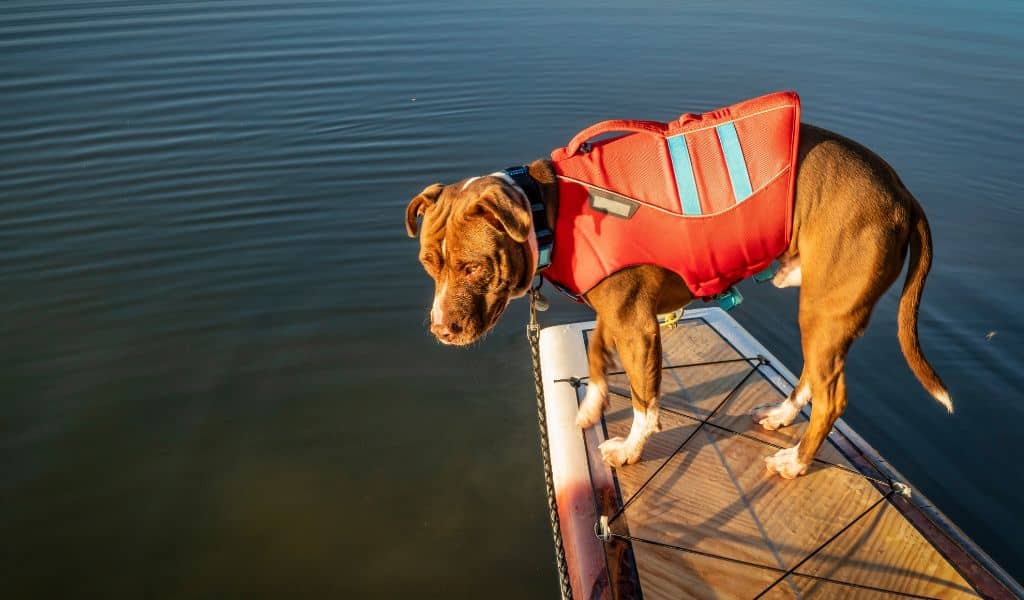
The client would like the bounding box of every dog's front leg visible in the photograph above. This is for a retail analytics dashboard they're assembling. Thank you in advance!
[595,309,662,468]
[576,317,610,429]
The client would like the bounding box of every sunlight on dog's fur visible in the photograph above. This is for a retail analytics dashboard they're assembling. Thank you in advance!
[406,124,950,479]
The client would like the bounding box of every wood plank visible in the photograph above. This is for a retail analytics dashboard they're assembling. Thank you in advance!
[607,399,879,572]
[793,501,979,599]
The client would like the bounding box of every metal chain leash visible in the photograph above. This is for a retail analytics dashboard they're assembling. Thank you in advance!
[527,285,573,600]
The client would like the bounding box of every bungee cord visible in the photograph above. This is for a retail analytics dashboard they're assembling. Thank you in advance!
[528,286,932,598]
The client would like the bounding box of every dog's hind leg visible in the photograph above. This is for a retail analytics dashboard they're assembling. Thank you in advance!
[576,317,611,429]
[752,378,810,431]
[765,316,855,479]
[766,227,905,478]
[753,251,809,430]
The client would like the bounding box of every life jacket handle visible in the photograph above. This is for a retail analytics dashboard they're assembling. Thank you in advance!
[562,119,668,156]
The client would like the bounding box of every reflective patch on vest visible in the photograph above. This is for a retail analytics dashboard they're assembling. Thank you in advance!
[716,122,753,203]
[588,188,639,219]
[667,135,702,215]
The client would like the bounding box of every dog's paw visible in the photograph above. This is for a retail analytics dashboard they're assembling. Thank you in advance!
[575,408,601,429]
[764,445,809,479]
[751,400,799,431]
[599,437,642,468]
[575,383,609,429]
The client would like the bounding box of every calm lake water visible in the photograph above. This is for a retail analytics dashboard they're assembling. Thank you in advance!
[2,1,1022,597]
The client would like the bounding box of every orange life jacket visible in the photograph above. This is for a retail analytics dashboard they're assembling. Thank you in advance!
[542,91,801,300]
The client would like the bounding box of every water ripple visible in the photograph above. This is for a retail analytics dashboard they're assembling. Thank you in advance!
[2,0,1023,596]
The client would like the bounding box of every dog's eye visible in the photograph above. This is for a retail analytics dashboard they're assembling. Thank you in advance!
[462,263,482,277]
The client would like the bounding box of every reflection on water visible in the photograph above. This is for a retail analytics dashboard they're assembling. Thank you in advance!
[1,0,1022,596]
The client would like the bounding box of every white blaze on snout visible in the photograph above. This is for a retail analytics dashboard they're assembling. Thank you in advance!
[431,280,447,326]
[431,238,449,326]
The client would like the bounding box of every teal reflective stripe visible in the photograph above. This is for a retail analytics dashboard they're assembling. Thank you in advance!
[716,123,753,202]
[667,135,702,215]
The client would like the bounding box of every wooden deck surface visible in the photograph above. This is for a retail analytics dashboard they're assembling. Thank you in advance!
[587,317,980,599]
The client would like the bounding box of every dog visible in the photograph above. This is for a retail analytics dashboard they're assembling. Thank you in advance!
[404,122,950,479]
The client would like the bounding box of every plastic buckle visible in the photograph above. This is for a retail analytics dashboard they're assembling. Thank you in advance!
[713,286,744,311]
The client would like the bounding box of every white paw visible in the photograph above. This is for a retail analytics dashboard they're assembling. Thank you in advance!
[764,445,809,479]
[751,400,799,431]
[771,257,801,288]
[576,383,608,429]
[599,436,641,467]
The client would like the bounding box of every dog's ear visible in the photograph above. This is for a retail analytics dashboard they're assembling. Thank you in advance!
[405,183,444,238]
[468,187,531,243]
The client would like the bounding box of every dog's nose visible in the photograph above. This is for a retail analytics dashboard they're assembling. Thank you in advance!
[430,320,462,342]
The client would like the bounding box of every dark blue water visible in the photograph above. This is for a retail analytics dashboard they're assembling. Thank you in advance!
[2,1,1022,596]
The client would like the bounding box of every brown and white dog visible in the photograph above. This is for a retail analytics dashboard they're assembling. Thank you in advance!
[405,123,951,479]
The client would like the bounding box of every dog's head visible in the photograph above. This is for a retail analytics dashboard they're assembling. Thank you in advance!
[405,174,537,345]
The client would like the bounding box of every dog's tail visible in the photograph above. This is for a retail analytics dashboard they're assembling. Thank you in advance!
[897,197,952,413]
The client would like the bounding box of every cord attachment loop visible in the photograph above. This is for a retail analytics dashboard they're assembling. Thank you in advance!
[595,515,611,542]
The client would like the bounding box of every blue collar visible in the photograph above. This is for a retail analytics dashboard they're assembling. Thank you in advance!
[502,166,553,271]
